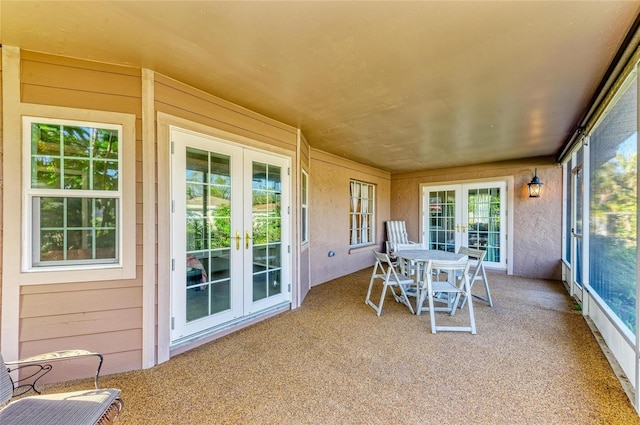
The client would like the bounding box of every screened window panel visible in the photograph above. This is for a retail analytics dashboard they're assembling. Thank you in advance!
[589,77,637,334]
[564,163,571,263]
[301,171,308,244]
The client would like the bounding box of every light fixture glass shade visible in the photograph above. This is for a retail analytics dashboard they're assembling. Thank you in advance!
[528,169,543,198]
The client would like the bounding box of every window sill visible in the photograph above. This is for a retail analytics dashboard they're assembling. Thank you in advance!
[348,243,377,254]
[19,263,135,286]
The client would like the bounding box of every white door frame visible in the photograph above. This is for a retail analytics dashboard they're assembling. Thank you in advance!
[168,125,292,346]
[420,177,514,274]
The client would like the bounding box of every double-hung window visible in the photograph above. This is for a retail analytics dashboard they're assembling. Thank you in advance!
[349,180,375,247]
[25,117,122,268]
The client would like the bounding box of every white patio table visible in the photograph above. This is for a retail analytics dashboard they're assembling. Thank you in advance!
[394,248,468,312]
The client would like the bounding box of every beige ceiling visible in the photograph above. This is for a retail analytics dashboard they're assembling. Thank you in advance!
[1,1,639,173]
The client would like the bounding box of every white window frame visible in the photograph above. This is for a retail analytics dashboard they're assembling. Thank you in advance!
[18,107,136,284]
[349,180,376,247]
[25,117,122,268]
[301,169,309,244]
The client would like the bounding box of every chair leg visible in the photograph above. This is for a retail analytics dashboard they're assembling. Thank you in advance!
[427,282,437,334]
[481,267,493,307]
[460,274,493,308]
[416,287,427,316]
[375,284,388,316]
[396,284,415,315]
[366,273,385,316]
[449,292,463,316]
[365,275,376,306]
[465,280,477,335]
[463,265,493,308]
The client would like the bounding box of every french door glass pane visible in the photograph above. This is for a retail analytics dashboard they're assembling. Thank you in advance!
[185,148,232,322]
[252,162,283,302]
[589,77,637,334]
[467,187,500,262]
[428,190,455,252]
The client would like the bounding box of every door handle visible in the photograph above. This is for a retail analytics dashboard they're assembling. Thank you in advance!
[462,225,466,233]
[246,231,252,249]
[235,231,241,250]
[456,224,460,232]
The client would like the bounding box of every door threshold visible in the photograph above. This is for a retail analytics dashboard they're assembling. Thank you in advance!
[170,302,290,356]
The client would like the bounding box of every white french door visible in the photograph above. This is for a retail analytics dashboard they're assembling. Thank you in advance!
[422,181,507,270]
[170,128,290,343]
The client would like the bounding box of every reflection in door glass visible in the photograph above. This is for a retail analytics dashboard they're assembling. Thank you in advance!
[252,162,282,302]
[428,190,456,252]
[185,148,232,322]
[467,187,500,262]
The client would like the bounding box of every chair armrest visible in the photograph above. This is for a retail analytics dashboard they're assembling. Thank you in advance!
[5,350,103,397]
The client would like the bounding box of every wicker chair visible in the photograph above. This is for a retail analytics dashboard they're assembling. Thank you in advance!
[0,351,123,424]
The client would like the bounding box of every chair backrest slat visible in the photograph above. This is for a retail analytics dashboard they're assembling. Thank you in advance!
[422,259,471,288]
[386,221,410,245]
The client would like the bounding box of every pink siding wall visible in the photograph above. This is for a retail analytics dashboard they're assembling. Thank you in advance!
[18,51,143,374]
[309,149,391,286]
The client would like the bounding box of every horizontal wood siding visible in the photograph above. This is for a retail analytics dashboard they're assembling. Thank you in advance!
[20,308,141,340]
[17,51,143,374]
[154,74,297,150]
[20,331,142,380]
[20,286,142,317]
[8,50,303,379]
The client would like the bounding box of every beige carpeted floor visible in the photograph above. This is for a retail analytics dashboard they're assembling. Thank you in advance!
[49,269,640,424]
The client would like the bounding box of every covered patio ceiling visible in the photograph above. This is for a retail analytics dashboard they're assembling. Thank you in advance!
[1,1,639,173]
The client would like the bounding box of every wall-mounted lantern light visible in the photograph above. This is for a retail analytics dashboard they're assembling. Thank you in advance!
[528,168,543,198]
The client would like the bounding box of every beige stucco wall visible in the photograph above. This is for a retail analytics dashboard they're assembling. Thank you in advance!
[390,156,562,280]
[309,149,391,286]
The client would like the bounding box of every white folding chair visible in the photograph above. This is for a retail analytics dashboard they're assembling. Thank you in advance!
[385,220,418,260]
[366,250,415,316]
[416,259,476,334]
[458,246,493,308]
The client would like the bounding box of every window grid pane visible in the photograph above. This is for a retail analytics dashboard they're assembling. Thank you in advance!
[37,197,118,264]
[31,123,119,191]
